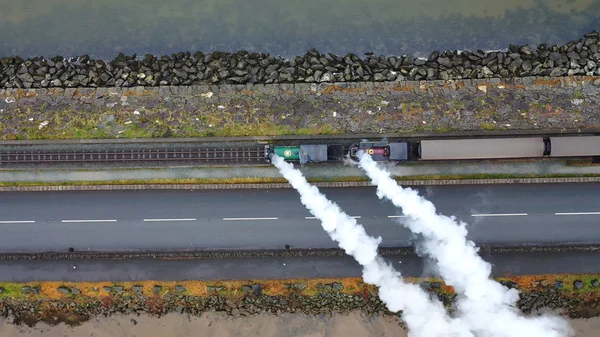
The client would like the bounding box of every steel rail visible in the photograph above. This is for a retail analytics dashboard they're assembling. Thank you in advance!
[0,147,266,163]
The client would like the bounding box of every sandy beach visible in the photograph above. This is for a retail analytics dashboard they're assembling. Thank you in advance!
[1,312,599,337]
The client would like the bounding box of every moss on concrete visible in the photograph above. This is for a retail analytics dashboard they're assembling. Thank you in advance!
[0,173,597,187]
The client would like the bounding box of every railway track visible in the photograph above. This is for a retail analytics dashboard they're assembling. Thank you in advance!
[0,147,266,163]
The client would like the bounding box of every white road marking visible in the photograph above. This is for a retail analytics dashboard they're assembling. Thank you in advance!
[223,217,278,221]
[305,216,361,220]
[0,220,35,224]
[388,215,408,218]
[471,213,528,217]
[555,212,600,216]
[143,218,196,222]
[61,219,117,223]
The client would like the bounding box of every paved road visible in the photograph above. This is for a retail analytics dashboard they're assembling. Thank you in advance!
[1,251,599,282]
[0,183,599,253]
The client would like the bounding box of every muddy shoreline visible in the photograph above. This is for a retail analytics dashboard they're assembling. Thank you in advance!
[2,312,600,337]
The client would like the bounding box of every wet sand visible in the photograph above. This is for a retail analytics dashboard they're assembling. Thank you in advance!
[0,312,599,337]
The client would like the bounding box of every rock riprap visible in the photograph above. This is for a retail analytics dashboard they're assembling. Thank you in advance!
[1,31,600,88]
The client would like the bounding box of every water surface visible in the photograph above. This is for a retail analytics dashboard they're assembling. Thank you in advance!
[0,0,598,59]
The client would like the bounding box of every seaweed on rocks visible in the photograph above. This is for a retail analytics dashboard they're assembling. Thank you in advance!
[1,275,600,327]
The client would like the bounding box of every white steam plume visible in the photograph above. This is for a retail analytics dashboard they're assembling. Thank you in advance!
[270,154,474,337]
[357,152,573,337]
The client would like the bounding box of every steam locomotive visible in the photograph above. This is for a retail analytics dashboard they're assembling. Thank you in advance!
[264,136,600,164]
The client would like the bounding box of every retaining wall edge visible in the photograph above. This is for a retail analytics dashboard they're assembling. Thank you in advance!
[1,176,598,192]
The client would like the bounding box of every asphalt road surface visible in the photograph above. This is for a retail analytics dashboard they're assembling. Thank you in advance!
[0,183,599,253]
[1,250,599,282]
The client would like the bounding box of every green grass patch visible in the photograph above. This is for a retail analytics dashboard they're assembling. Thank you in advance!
[217,123,341,137]
[0,282,32,298]
[495,273,600,293]
[479,122,497,131]
[1,108,344,141]
[565,159,600,167]
[555,274,599,292]
[396,173,600,180]
[1,273,600,301]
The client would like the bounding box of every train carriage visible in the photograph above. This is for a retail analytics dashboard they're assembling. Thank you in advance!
[418,137,550,160]
[548,136,600,158]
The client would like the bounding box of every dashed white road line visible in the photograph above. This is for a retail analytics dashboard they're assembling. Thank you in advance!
[223,217,278,221]
[143,218,196,222]
[19,211,599,224]
[305,216,361,220]
[471,213,528,217]
[555,212,600,216]
[0,220,35,224]
[61,219,117,223]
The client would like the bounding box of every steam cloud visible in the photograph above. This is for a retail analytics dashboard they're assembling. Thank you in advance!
[270,154,474,337]
[356,151,573,337]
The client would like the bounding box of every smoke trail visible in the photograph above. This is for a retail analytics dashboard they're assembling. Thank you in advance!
[270,154,474,337]
[357,152,573,337]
